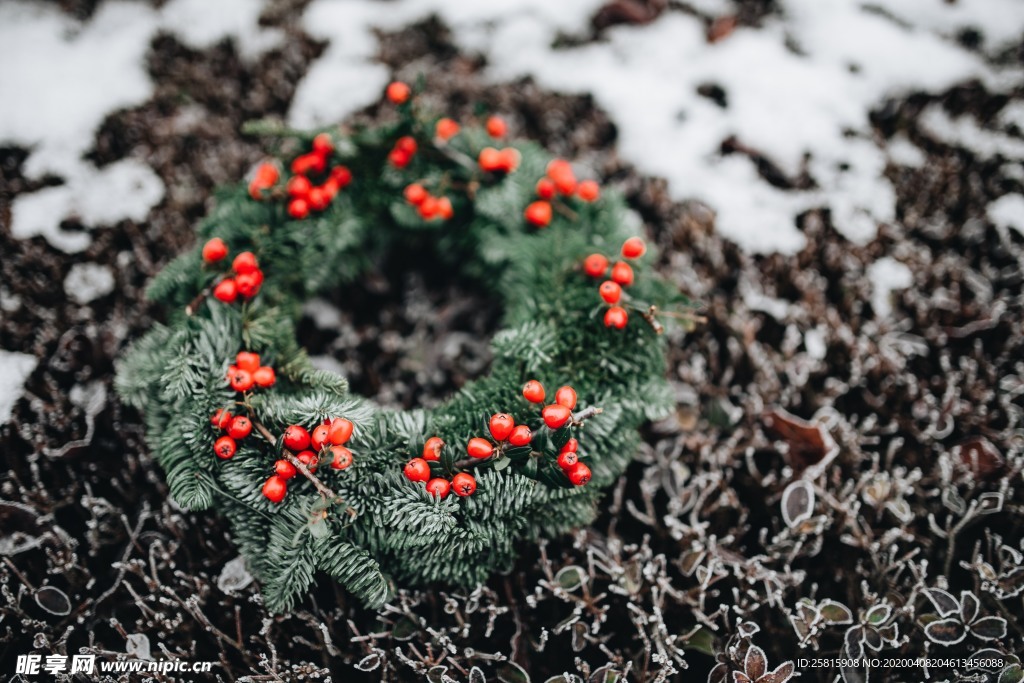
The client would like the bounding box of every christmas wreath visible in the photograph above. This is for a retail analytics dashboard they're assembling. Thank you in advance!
[116,82,694,612]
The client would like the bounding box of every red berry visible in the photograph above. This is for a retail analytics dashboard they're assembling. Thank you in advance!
[396,136,417,155]
[508,424,532,447]
[498,148,521,173]
[542,404,572,429]
[488,413,515,442]
[478,147,503,172]
[248,162,279,199]
[275,459,297,479]
[437,196,454,220]
[389,148,411,168]
[236,352,260,373]
[386,81,411,104]
[536,177,556,200]
[524,201,552,227]
[486,116,508,138]
[228,368,254,392]
[547,159,577,195]
[435,118,460,140]
[610,261,634,286]
[422,436,444,461]
[418,196,439,220]
[330,165,352,189]
[232,252,258,275]
[312,133,334,156]
[557,450,579,469]
[467,437,493,459]
[202,238,228,263]
[599,280,622,304]
[560,438,579,453]
[621,237,646,259]
[604,306,628,329]
[236,271,262,298]
[287,175,312,198]
[262,475,287,503]
[227,415,252,440]
[252,366,276,387]
[308,186,329,211]
[291,152,326,176]
[522,380,545,403]
[452,472,477,497]
[288,198,310,220]
[404,458,431,483]
[328,417,354,445]
[583,253,609,278]
[426,478,451,498]
[213,278,238,303]
[214,435,237,459]
[328,445,353,470]
[554,386,577,410]
[296,450,318,472]
[211,409,233,429]
[577,180,600,202]
[567,461,591,486]
[547,159,573,180]
[311,423,331,451]
[283,425,311,452]
[404,183,427,205]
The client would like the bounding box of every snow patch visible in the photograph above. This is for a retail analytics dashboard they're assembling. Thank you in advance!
[0,0,278,252]
[987,193,1024,235]
[867,257,913,318]
[919,105,1024,160]
[64,263,116,304]
[0,350,37,425]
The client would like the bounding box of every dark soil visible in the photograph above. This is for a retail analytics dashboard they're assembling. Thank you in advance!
[2,2,1022,682]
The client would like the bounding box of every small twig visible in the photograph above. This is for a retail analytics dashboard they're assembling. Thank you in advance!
[571,406,603,426]
[185,278,219,316]
[639,306,665,335]
[552,199,578,221]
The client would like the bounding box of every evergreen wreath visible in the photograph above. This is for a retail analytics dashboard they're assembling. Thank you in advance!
[116,81,695,613]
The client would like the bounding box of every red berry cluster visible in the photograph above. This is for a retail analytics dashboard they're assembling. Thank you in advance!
[285,134,353,220]
[583,237,647,329]
[210,408,252,460]
[522,379,591,486]
[525,159,601,228]
[225,350,276,393]
[248,162,280,200]
[478,146,521,174]
[388,136,418,169]
[262,417,356,504]
[203,244,265,304]
[403,183,454,221]
[402,436,478,499]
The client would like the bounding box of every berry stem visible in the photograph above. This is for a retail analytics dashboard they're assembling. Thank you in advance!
[185,279,219,316]
[570,406,603,426]
[552,199,578,222]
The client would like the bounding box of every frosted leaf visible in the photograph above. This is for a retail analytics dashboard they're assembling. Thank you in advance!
[217,556,254,594]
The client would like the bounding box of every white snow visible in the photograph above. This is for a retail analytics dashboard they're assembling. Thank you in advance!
[289,0,1024,253]
[0,350,37,425]
[867,257,913,318]
[4,0,1024,254]
[919,104,1024,160]
[987,193,1024,235]
[64,263,116,304]
[0,0,280,252]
